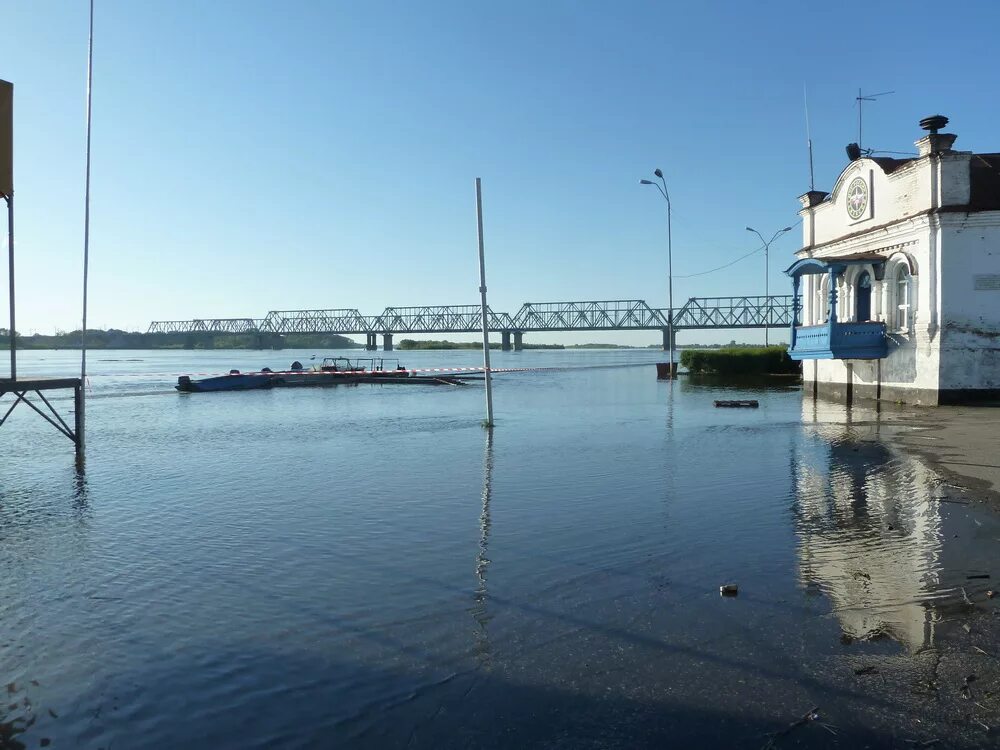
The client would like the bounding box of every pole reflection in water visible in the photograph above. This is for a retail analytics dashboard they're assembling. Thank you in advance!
[72,464,90,516]
[796,401,947,652]
[471,427,494,669]
[664,374,675,433]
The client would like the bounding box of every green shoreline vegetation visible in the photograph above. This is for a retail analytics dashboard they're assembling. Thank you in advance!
[680,345,800,376]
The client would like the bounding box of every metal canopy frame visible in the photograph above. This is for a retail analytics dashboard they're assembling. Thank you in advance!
[0,378,84,460]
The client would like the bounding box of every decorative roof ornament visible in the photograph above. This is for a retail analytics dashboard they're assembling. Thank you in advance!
[919,115,949,134]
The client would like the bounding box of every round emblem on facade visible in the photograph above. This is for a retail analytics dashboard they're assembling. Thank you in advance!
[846,176,869,220]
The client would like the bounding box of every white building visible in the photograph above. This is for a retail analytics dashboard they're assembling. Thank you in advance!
[786,115,1000,405]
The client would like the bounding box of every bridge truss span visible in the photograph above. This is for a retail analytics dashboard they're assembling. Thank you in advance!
[513,300,666,331]
[373,306,516,334]
[670,295,792,329]
[146,318,265,335]
[261,309,375,335]
[145,296,794,349]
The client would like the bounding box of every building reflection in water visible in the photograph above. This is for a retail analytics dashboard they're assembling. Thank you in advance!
[471,428,494,669]
[795,400,946,652]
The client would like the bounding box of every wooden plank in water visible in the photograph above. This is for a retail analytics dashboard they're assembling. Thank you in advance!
[714,399,759,408]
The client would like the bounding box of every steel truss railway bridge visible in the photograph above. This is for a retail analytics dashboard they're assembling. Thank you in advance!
[147,296,794,351]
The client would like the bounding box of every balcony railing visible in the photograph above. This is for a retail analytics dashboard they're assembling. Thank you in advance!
[789,322,888,360]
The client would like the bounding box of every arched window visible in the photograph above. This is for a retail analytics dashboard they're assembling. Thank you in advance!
[895,265,911,331]
[856,271,872,322]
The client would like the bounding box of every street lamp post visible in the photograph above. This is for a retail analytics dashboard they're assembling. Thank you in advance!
[745,225,792,346]
[640,169,674,377]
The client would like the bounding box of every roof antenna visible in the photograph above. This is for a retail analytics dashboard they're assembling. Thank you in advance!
[856,88,894,151]
[804,84,815,190]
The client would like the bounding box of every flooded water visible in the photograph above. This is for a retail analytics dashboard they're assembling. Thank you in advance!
[1,349,998,748]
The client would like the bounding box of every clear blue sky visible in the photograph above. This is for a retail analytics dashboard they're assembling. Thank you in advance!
[3,0,1000,345]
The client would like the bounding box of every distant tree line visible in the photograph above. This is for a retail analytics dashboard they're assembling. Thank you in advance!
[398,339,565,350]
[0,329,359,350]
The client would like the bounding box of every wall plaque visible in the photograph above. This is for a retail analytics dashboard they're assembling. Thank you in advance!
[974,274,1000,291]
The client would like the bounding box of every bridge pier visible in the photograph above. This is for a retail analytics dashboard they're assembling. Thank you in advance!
[513,331,523,351]
[501,331,511,351]
[383,333,393,351]
[365,333,378,351]
[252,333,284,349]
[661,328,673,352]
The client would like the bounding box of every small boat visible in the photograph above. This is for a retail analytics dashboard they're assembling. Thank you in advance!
[176,370,274,393]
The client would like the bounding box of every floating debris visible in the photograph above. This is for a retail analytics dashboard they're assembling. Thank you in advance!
[713,400,759,408]
[762,706,825,749]
[719,583,739,596]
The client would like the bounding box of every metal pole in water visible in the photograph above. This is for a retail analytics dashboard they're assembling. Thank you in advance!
[666,182,674,376]
[3,77,15,380]
[5,194,14,381]
[74,381,84,464]
[79,0,95,457]
[475,178,494,427]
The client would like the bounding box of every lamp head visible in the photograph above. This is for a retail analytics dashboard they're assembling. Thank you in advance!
[745,226,754,232]
[639,179,654,185]
[782,226,793,232]
[653,168,663,178]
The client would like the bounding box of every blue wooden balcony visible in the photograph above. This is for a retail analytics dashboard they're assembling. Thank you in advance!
[789,322,888,360]
[785,255,889,361]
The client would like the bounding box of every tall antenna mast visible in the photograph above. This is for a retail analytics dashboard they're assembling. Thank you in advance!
[856,88,894,150]
[80,0,94,453]
[804,85,814,191]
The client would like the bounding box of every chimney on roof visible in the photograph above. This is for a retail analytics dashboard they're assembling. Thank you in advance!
[916,114,957,156]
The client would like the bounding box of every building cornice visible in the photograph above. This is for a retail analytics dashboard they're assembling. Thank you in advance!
[794,206,1000,257]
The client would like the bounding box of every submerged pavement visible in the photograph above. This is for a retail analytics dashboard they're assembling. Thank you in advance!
[786,399,1000,749]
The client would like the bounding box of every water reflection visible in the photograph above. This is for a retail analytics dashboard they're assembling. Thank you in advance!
[72,465,90,515]
[796,401,945,651]
[664,376,675,432]
[471,428,494,669]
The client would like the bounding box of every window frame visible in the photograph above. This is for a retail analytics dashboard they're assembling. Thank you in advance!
[894,265,912,333]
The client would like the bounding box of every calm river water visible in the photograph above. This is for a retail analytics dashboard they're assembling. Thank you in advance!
[1,348,998,749]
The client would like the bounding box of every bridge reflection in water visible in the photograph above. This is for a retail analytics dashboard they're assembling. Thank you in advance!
[793,401,993,653]
[146,296,793,350]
